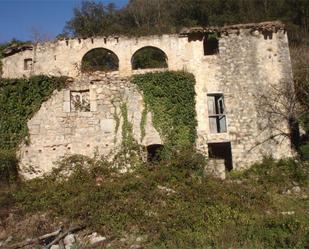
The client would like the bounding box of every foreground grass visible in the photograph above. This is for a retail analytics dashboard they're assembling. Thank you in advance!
[1,154,308,248]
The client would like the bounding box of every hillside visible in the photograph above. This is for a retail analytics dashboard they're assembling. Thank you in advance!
[0,155,308,248]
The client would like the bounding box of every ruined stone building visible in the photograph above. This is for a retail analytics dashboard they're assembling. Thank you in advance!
[1,21,294,178]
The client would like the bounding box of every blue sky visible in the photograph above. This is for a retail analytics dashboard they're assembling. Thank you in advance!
[0,0,128,43]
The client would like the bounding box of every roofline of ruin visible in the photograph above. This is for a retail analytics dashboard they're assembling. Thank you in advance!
[2,21,285,58]
[179,20,285,35]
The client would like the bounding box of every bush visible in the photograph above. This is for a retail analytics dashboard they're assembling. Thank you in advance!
[231,157,308,189]
[0,149,19,183]
[11,155,308,248]
[299,143,309,160]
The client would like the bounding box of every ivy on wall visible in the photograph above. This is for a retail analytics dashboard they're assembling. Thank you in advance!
[0,75,67,182]
[132,71,197,149]
[0,75,67,150]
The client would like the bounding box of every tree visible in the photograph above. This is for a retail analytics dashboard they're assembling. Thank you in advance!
[290,44,309,134]
[64,0,121,37]
[63,0,309,39]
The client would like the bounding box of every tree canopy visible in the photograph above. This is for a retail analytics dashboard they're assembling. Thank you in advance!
[64,0,309,43]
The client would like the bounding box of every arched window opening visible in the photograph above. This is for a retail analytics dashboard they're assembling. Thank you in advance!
[132,47,168,70]
[81,48,119,72]
[146,144,165,162]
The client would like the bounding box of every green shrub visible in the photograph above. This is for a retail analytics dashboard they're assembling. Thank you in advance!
[252,217,308,249]
[11,154,308,249]
[231,157,308,189]
[299,143,309,160]
[0,149,19,183]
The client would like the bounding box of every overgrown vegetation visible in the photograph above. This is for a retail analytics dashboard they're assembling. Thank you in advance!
[132,71,197,151]
[1,155,307,248]
[63,0,309,42]
[0,1,308,247]
[0,76,67,182]
[290,44,309,159]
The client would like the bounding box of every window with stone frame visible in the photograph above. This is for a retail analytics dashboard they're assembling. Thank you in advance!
[70,90,90,112]
[24,58,33,70]
[208,93,227,133]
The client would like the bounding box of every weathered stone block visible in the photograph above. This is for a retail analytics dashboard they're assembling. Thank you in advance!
[63,101,71,112]
[100,119,115,133]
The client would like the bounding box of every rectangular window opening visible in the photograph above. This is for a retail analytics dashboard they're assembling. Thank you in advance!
[70,90,90,112]
[208,93,227,133]
[24,58,33,70]
[204,34,219,56]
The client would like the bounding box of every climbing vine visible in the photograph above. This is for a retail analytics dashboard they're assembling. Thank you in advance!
[120,103,136,152]
[132,71,197,149]
[112,102,142,167]
[140,104,148,142]
[0,75,67,181]
[0,75,68,150]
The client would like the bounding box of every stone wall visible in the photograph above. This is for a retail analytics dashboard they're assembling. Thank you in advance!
[19,73,161,178]
[1,22,294,176]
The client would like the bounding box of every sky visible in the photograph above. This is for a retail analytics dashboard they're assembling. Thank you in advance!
[0,0,129,43]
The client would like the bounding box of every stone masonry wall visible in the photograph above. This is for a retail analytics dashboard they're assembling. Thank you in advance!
[19,73,161,178]
[1,24,294,176]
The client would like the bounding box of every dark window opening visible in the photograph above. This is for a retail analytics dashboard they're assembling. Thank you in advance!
[147,144,165,162]
[289,117,300,150]
[208,142,233,171]
[81,48,119,72]
[204,34,219,55]
[188,33,204,42]
[263,31,273,40]
[24,58,33,70]
[132,46,168,70]
[208,94,227,133]
[70,90,90,112]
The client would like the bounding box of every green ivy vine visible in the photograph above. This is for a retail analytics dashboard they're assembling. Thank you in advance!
[120,103,136,152]
[0,75,67,181]
[0,75,67,150]
[132,71,197,150]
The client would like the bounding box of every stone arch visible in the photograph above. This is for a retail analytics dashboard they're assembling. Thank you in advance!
[81,48,119,72]
[131,46,168,70]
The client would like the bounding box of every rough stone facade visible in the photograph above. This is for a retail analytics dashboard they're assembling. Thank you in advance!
[1,21,294,177]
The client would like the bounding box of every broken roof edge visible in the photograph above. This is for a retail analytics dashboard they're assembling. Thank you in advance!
[180,20,285,35]
[1,21,285,58]
[57,21,285,41]
[2,44,33,58]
